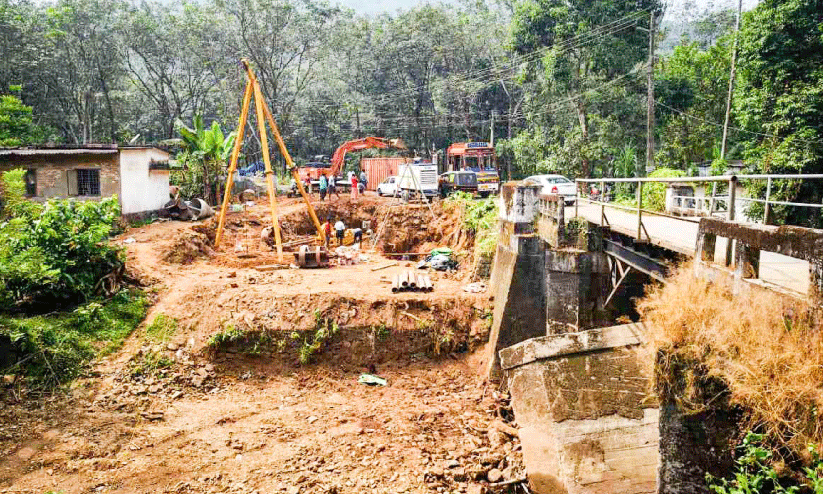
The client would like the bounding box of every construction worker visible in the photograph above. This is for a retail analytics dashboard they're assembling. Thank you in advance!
[319,173,328,201]
[321,218,332,249]
[359,169,368,193]
[334,219,345,245]
[350,173,359,201]
[328,175,340,200]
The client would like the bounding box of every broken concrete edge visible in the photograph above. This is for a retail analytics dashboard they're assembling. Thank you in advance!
[499,182,540,225]
[498,322,647,371]
[698,217,823,262]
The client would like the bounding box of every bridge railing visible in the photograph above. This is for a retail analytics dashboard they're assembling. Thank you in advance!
[574,174,823,238]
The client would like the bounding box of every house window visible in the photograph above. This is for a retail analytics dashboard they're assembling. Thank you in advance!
[24,169,36,196]
[68,169,101,196]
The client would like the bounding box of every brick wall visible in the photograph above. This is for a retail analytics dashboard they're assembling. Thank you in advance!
[0,153,120,201]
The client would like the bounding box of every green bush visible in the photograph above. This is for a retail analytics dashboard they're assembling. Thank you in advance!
[0,170,124,308]
[0,289,148,386]
[644,167,686,212]
[708,432,823,494]
[445,192,499,257]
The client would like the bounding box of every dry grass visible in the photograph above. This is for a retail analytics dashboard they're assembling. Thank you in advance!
[638,263,823,454]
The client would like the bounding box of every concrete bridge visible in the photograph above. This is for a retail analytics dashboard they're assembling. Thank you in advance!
[487,179,823,494]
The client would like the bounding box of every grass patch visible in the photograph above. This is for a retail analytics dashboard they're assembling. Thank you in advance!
[207,323,248,349]
[0,288,149,387]
[129,350,173,378]
[639,264,823,456]
[145,314,178,343]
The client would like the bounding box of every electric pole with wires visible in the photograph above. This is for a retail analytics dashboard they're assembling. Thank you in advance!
[646,10,657,171]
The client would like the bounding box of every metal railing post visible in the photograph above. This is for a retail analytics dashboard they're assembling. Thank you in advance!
[636,181,643,240]
[574,180,579,218]
[763,177,772,225]
[709,182,717,215]
[600,179,605,226]
[725,176,737,266]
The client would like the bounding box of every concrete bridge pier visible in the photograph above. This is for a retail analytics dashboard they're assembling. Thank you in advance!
[486,184,615,377]
[485,183,546,379]
[486,183,660,494]
[544,249,612,334]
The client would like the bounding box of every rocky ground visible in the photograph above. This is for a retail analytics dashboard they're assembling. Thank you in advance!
[1,349,524,494]
[0,193,525,494]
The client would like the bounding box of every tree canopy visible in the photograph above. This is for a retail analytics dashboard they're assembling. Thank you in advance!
[0,0,819,206]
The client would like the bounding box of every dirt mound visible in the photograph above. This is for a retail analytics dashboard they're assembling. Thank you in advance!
[161,230,214,264]
[204,293,492,365]
[375,201,474,255]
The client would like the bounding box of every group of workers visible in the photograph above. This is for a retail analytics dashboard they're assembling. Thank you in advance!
[320,218,364,249]
[293,170,368,202]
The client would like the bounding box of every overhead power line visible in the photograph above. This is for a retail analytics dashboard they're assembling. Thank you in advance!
[655,100,823,146]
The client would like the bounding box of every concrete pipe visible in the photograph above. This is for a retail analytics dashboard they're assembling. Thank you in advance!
[188,198,215,221]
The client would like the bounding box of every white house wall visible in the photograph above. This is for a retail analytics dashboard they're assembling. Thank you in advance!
[118,148,170,215]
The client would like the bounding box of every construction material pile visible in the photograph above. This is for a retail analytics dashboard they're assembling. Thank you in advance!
[391,270,434,293]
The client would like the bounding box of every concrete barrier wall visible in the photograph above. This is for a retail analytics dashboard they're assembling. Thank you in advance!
[501,324,659,494]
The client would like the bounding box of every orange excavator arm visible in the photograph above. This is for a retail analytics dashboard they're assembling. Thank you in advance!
[329,137,406,177]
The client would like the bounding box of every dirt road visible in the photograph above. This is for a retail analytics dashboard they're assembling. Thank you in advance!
[0,194,520,494]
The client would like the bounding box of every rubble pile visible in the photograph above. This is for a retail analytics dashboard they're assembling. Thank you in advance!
[93,342,219,415]
[161,230,215,264]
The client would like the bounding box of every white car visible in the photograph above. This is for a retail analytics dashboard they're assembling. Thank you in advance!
[376,176,399,197]
[525,174,577,204]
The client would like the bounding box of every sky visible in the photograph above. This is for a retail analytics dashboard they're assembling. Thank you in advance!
[341,0,760,18]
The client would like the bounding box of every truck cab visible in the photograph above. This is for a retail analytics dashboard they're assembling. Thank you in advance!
[445,142,499,197]
[438,171,478,197]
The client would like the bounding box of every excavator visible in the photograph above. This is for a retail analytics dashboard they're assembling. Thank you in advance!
[296,137,407,186]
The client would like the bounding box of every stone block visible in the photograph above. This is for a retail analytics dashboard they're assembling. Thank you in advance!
[503,324,658,494]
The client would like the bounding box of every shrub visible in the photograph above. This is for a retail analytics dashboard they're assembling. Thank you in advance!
[643,167,686,211]
[708,432,823,494]
[445,192,499,257]
[0,289,148,386]
[639,264,823,454]
[0,170,124,308]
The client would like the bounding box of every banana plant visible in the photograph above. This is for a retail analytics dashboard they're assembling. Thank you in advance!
[172,115,237,204]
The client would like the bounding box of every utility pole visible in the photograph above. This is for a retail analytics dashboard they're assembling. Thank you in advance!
[490,110,496,148]
[721,0,743,160]
[646,11,657,171]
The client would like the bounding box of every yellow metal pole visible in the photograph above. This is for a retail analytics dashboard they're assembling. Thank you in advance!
[251,78,284,262]
[258,87,325,244]
[214,77,253,248]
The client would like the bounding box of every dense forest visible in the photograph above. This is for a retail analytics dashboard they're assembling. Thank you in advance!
[0,0,821,189]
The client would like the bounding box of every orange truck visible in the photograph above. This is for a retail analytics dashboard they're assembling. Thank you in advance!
[444,142,500,197]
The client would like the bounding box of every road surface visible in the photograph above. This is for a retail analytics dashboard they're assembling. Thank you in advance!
[570,200,810,295]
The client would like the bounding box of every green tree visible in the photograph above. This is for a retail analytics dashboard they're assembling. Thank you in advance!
[174,115,236,204]
[510,0,662,177]
[735,0,823,226]
[654,40,733,169]
[0,92,46,146]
